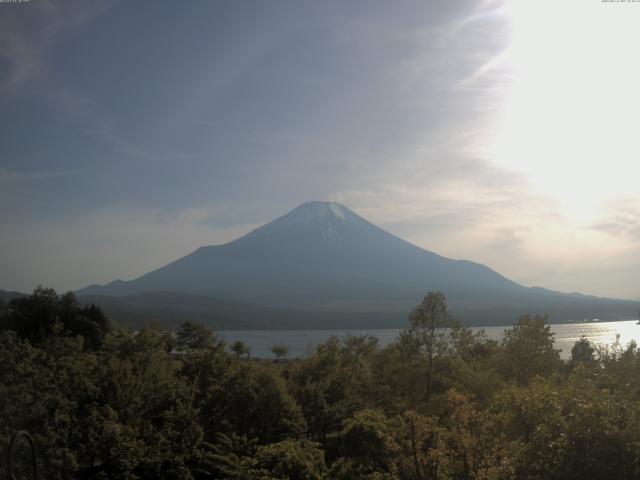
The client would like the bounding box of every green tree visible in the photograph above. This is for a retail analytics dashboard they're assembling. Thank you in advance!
[175,320,215,353]
[86,327,202,478]
[441,389,512,480]
[271,343,290,362]
[408,292,458,402]
[230,340,251,359]
[252,439,326,480]
[387,411,444,480]
[375,331,429,412]
[498,372,640,480]
[181,349,305,445]
[0,326,202,479]
[290,336,378,442]
[498,314,561,384]
[340,409,391,474]
[0,287,110,350]
[569,336,597,368]
[194,432,259,479]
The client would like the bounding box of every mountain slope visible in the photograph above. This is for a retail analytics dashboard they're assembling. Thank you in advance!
[77,201,637,326]
[78,201,521,304]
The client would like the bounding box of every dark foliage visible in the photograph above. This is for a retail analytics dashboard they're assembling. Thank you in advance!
[1,289,639,480]
[0,287,110,350]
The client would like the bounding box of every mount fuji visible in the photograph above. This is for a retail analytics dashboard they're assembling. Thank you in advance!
[77,201,637,327]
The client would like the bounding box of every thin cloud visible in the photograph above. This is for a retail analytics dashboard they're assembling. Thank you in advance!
[0,0,110,91]
[589,203,640,241]
[0,167,80,183]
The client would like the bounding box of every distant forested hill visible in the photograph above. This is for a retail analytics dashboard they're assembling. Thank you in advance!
[0,289,28,302]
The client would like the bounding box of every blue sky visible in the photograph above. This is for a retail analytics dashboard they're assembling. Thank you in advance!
[1,0,639,300]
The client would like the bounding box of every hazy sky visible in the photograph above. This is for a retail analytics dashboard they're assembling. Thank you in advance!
[1,0,639,300]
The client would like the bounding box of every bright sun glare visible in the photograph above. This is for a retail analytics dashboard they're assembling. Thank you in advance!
[492,0,640,223]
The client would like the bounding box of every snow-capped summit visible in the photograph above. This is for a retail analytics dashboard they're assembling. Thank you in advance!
[237,201,375,245]
[290,201,348,220]
[267,201,353,227]
[262,201,356,231]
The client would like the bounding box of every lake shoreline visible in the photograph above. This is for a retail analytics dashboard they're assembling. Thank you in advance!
[216,319,639,360]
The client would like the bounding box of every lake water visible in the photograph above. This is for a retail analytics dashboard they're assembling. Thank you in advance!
[218,320,640,359]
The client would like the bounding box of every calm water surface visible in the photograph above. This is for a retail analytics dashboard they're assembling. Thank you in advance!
[218,320,640,359]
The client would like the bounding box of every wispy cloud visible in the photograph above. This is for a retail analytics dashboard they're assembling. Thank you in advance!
[0,167,80,183]
[589,201,640,241]
[0,0,109,91]
[46,86,198,163]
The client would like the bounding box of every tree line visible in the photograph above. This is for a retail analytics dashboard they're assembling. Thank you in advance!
[1,288,640,479]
